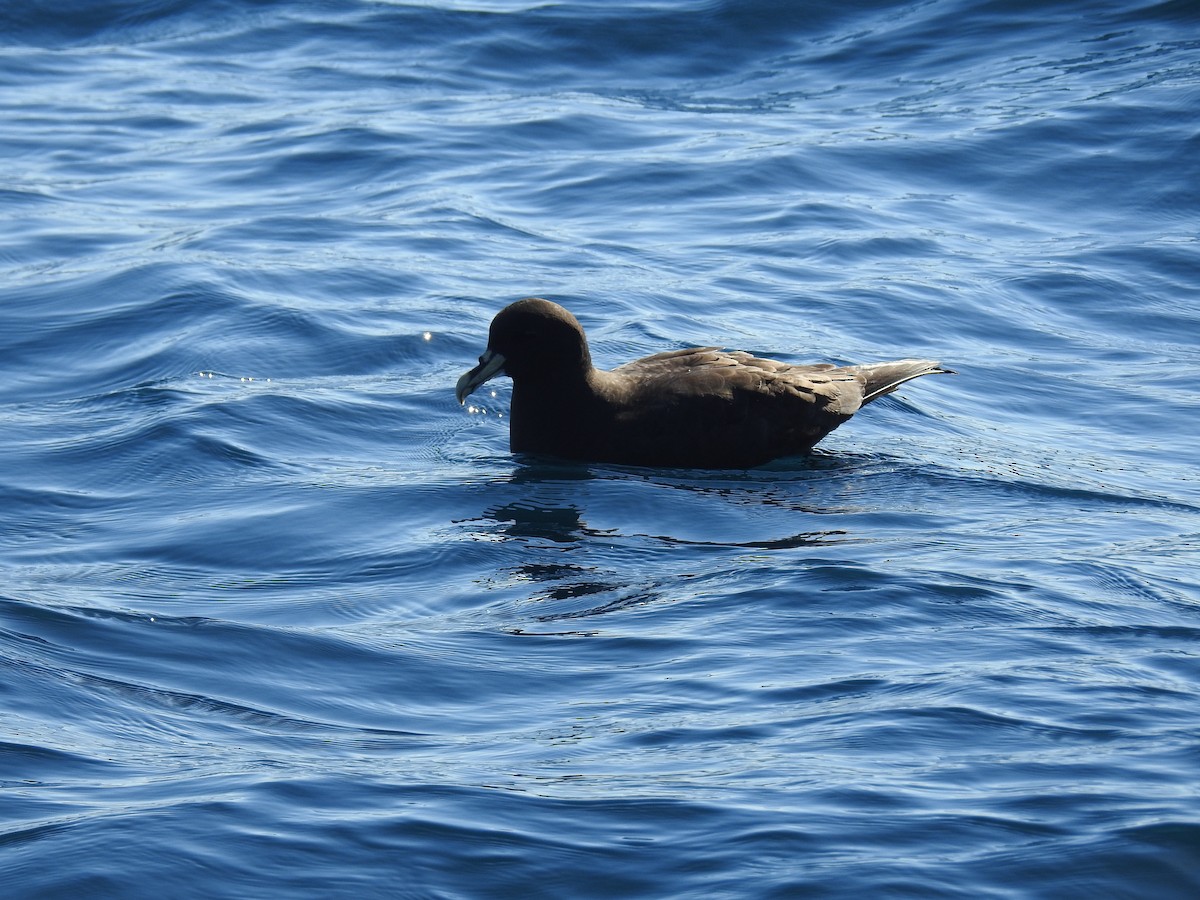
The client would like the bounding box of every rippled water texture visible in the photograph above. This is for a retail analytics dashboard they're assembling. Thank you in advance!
[3,0,1199,897]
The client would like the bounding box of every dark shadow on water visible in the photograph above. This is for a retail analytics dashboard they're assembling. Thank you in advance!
[482,498,597,545]
[474,450,863,550]
[455,451,874,627]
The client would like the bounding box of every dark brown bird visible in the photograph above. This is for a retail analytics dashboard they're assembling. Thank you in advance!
[456,297,952,469]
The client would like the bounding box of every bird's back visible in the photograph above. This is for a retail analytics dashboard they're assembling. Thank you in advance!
[591,349,875,467]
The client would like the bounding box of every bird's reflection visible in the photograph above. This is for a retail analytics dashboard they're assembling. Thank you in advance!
[460,456,864,630]
[482,498,594,545]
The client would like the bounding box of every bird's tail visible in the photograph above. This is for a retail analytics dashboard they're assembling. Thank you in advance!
[855,359,955,405]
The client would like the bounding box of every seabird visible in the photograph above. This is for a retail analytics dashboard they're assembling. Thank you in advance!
[456,297,952,468]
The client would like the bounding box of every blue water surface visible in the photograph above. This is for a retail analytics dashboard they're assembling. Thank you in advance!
[2,0,1199,897]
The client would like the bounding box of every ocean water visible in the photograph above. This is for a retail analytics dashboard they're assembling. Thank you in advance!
[2,0,1199,896]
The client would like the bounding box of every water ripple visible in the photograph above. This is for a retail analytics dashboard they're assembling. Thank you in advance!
[3,0,1199,897]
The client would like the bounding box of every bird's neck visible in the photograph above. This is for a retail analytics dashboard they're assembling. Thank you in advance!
[509,367,604,458]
